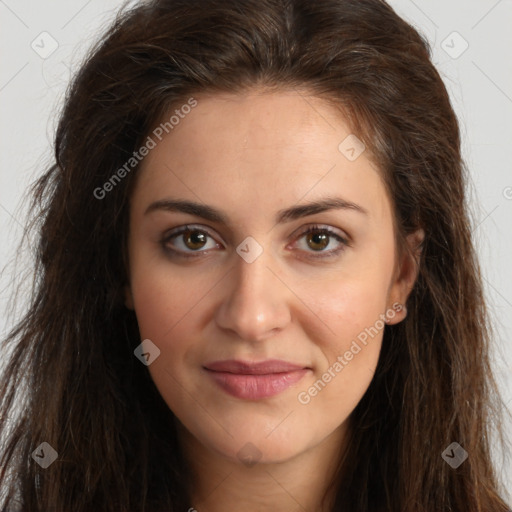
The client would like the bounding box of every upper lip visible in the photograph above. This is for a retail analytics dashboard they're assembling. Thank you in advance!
[204,359,308,375]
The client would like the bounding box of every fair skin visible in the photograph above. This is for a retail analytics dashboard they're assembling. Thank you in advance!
[125,89,423,511]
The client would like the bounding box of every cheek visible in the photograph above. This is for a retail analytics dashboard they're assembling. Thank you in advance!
[292,255,392,408]
[129,268,195,377]
[130,259,206,339]
[130,277,202,422]
[294,285,385,435]
[299,255,393,354]
[307,285,385,391]
[129,262,214,382]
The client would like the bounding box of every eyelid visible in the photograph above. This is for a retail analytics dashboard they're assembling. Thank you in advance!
[290,223,350,244]
[163,223,219,242]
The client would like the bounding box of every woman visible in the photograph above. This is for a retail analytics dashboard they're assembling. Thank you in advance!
[0,0,510,510]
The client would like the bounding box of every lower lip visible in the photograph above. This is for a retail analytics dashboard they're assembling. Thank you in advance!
[205,368,309,400]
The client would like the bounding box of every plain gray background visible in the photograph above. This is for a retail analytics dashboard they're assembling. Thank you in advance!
[1,0,511,495]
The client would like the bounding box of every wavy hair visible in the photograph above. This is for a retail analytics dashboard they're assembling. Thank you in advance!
[1,0,510,510]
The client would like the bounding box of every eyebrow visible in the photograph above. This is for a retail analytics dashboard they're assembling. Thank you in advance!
[144,196,368,225]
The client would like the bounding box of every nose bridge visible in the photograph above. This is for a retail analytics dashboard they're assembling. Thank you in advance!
[214,238,290,341]
[236,244,274,298]
[232,234,274,295]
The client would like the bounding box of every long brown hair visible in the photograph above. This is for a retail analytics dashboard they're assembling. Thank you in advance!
[1,0,510,510]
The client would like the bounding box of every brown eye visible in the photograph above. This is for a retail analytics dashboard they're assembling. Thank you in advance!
[182,229,208,250]
[306,231,330,251]
[161,225,220,257]
[293,225,349,259]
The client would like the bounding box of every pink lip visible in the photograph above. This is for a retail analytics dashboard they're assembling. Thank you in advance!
[204,359,310,400]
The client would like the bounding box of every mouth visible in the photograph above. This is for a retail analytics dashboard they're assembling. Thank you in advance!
[203,359,311,400]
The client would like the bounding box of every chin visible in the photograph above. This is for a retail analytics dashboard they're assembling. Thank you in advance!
[193,418,314,467]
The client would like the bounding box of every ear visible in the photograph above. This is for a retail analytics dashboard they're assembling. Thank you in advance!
[124,284,135,310]
[386,228,424,325]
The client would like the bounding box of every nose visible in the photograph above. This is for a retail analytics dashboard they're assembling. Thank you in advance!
[214,246,291,343]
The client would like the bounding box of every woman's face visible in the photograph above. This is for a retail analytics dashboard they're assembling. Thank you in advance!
[125,89,419,465]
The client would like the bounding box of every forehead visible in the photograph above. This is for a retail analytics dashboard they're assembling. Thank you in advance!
[131,89,392,227]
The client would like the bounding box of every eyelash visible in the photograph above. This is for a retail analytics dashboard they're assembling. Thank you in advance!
[160,224,350,260]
